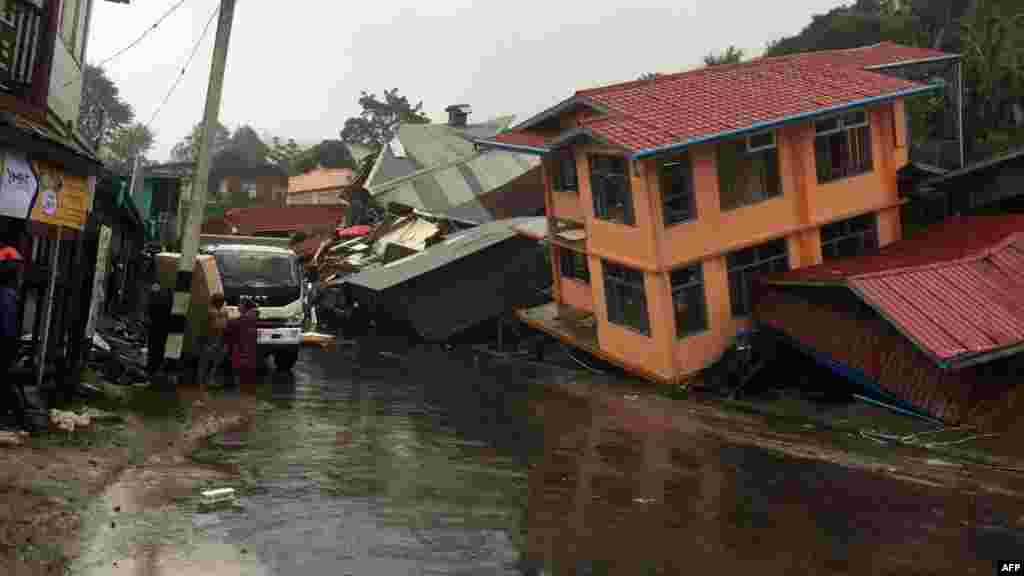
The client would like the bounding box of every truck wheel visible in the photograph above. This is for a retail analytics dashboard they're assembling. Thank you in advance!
[275,350,298,372]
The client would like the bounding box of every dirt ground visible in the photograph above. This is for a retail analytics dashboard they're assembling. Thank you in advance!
[0,384,258,576]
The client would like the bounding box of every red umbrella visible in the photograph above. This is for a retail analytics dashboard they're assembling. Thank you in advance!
[336,225,372,238]
[0,245,23,262]
[0,245,23,271]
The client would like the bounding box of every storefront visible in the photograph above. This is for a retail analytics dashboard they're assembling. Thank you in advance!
[0,131,102,403]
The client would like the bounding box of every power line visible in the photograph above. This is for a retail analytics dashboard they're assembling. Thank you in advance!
[64,0,190,88]
[145,5,219,130]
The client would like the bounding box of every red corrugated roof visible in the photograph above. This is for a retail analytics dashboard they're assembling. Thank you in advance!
[764,216,1024,365]
[490,131,554,150]
[223,205,346,234]
[487,42,948,155]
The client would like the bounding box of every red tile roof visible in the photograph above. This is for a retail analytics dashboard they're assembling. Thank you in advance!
[223,205,346,235]
[488,42,950,156]
[763,216,1024,366]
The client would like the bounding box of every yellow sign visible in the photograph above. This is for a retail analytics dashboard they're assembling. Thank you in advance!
[29,160,90,230]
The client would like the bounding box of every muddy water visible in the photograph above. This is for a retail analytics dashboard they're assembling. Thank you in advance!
[147,350,1024,574]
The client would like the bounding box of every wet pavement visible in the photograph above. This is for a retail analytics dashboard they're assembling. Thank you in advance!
[87,348,1024,574]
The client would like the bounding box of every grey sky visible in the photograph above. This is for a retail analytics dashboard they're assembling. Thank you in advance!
[88,0,846,163]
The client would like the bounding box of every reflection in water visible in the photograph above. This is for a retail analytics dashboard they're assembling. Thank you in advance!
[191,349,1022,575]
[526,381,1024,576]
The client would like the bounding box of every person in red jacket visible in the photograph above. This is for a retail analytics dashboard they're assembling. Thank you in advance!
[225,297,260,393]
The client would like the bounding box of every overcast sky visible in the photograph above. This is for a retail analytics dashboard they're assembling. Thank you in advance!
[87,0,846,162]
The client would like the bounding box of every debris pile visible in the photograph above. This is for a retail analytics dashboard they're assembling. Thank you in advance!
[87,317,149,387]
[310,207,453,285]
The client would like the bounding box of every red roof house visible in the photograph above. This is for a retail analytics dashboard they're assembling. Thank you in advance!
[755,216,1024,425]
[473,41,955,387]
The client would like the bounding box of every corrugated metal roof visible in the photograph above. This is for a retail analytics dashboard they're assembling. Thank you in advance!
[763,216,1024,367]
[345,217,541,292]
[223,205,346,234]
[366,119,539,223]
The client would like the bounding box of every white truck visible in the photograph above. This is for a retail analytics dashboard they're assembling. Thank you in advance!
[200,241,306,371]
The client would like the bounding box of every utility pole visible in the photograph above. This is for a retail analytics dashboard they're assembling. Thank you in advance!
[164,0,237,368]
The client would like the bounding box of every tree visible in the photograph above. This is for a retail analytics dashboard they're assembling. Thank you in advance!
[704,46,745,66]
[960,0,1024,143]
[99,123,155,174]
[317,140,356,169]
[228,125,270,165]
[267,136,309,174]
[340,89,430,150]
[283,139,358,176]
[78,65,135,150]
[170,120,232,162]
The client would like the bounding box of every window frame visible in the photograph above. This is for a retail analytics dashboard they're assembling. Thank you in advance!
[660,152,697,226]
[590,155,635,226]
[820,213,879,261]
[670,263,708,339]
[814,109,873,184]
[552,149,579,192]
[603,260,649,336]
[717,130,782,212]
[726,238,789,317]
[559,248,589,284]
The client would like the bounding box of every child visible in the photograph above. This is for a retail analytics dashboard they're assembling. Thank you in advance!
[225,297,260,393]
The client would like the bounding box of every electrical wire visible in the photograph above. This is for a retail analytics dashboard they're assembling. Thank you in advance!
[144,4,219,130]
[64,0,191,88]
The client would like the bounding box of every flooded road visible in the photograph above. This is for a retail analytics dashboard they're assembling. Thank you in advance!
[162,348,1024,574]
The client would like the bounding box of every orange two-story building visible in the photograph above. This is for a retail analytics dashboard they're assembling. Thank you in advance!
[478,43,954,385]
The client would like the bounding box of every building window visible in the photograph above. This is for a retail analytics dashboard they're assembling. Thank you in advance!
[718,131,781,211]
[242,181,257,200]
[591,155,634,226]
[727,238,789,317]
[661,152,696,225]
[603,261,649,335]
[559,248,589,283]
[552,150,578,192]
[671,264,707,338]
[815,110,872,183]
[821,213,878,261]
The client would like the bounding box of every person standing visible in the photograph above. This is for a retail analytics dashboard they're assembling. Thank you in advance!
[0,245,27,431]
[225,297,260,393]
[147,281,172,375]
[197,293,228,392]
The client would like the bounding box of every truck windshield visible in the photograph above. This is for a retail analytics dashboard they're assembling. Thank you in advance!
[213,252,299,287]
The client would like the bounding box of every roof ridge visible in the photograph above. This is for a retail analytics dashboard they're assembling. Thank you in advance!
[578,41,935,99]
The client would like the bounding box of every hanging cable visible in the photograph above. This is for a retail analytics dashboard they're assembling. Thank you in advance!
[64,0,191,88]
[144,5,219,130]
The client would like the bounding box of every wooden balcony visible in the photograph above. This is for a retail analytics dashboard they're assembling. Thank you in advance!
[0,0,44,99]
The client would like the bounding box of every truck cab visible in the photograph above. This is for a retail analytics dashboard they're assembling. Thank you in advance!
[201,244,305,371]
